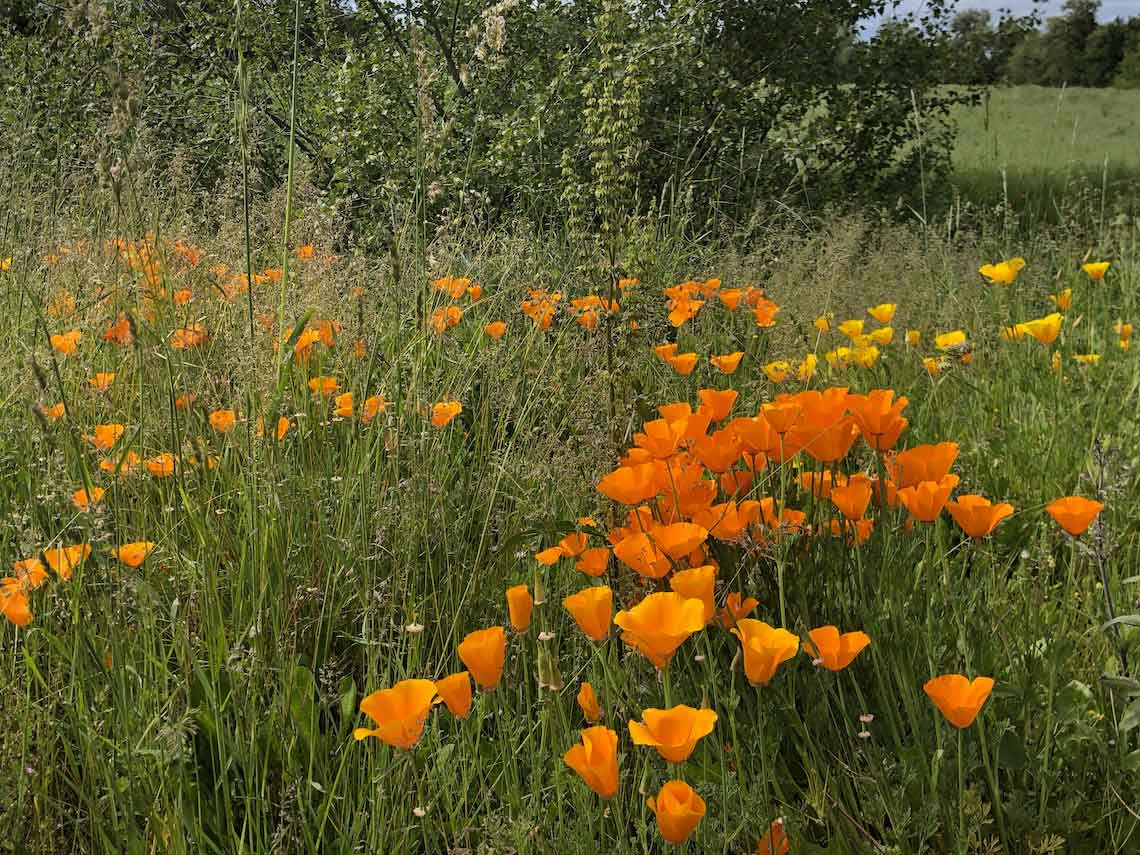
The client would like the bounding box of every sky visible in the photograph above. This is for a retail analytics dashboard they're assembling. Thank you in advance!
[869,0,1139,30]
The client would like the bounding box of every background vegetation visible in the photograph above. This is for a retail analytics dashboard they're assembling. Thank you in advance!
[1,0,1139,852]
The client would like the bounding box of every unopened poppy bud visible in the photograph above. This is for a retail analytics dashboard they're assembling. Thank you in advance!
[536,645,564,692]
[532,569,547,605]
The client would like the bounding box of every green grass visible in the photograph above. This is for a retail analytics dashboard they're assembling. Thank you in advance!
[950,85,1140,226]
[1,180,1139,855]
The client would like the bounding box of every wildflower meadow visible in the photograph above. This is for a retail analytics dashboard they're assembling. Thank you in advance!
[2,1,1140,852]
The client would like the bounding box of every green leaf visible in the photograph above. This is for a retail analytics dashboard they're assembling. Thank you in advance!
[1119,698,1140,734]
[997,730,1028,770]
[1056,680,1092,722]
[288,664,319,749]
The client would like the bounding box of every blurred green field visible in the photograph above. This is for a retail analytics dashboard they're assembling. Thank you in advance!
[951,85,1140,216]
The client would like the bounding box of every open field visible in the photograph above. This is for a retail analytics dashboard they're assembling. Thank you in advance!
[950,85,1140,224]
[1,83,1140,854]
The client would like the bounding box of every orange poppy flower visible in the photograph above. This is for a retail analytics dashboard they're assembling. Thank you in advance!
[897,475,960,522]
[614,592,706,669]
[655,522,709,559]
[718,592,759,628]
[457,626,506,689]
[762,361,790,384]
[563,726,619,799]
[209,409,236,434]
[145,452,177,477]
[72,487,106,510]
[1081,261,1109,281]
[1022,313,1063,346]
[1,580,32,626]
[847,389,909,451]
[830,477,873,521]
[713,288,738,310]
[295,244,315,260]
[173,288,193,306]
[669,565,717,623]
[88,372,117,392]
[276,417,292,440]
[719,468,755,497]
[483,321,507,340]
[563,585,612,641]
[100,451,140,475]
[354,678,438,748]
[752,297,780,328]
[431,399,462,428]
[334,393,354,418]
[867,303,896,323]
[86,423,125,451]
[978,257,1025,285]
[434,275,471,300]
[709,352,744,374]
[308,376,339,397]
[39,402,66,421]
[11,558,48,590]
[103,314,134,346]
[667,294,705,327]
[612,532,668,579]
[170,324,208,350]
[629,705,717,763]
[361,395,387,425]
[575,547,610,577]
[731,619,799,686]
[667,352,699,375]
[693,500,760,541]
[577,682,602,722]
[924,674,995,728]
[758,819,791,855]
[42,544,91,580]
[653,342,679,362]
[535,545,566,565]
[805,626,871,671]
[290,328,322,360]
[113,541,155,568]
[556,532,588,557]
[647,780,706,845]
[887,442,958,488]
[434,671,473,719]
[697,388,738,423]
[829,517,875,545]
[506,584,534,632]
[597,462,660,505]
[946,495,1014,539]
[634,417,689,459]
[1045,496,1104,536]
[759,401,803,438]
[50,330,82,355]
[175,393,198,411]
[797,416,859,464]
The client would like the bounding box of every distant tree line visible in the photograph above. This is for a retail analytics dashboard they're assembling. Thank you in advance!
[937,0,1140,87]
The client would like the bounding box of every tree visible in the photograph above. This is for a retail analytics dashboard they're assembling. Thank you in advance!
[947,9,994,84]
[1115,31,1140,88]
[1083,20,1129,86]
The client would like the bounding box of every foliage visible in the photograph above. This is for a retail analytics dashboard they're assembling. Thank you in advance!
[0,0,971,235]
